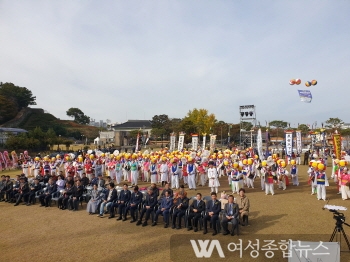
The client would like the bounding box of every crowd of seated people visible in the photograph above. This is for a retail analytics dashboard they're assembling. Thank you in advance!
[0,173,250,236]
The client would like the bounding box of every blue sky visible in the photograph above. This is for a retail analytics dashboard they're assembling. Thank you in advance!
[1,1,349,127]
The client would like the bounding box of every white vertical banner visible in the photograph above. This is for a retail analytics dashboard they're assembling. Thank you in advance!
[257,128,264,160]
[296,130,302,154]
[209,135,216,151]
[191,134,198,150]
[202,133,206,149]
[169,133,176,152]
[135,132,140,152]
[285,131,293,156]
[178,132,185,151]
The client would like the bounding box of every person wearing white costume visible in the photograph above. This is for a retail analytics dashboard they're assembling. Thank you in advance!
[260,166,266,191]
[246,164,256,188]
[33,159,41,178]
[187,159,197,190]
[315,166,329,201]
[307,166,317,195]
[230,167,242,194]
[290,162,299,186]
[22,160,29,177]
[115,160,122,185]
[150,160,158,184]
[170,160,180,189]
[264,167,275,195]
[159,160,169,187]
[277,166,287,190]
[207,161,220,193]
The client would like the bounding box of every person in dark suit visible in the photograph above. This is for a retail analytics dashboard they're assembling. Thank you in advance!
[136,188,157,227]
[14,177,29,206]
[152,190,173,228]
[81,173,90,187]
[4,176,13,202]
[39,178,57,207]
[221,195,239,236]
[172,192,189,229]
[150,183,159,199]
[8,175,20,202]
[187,193,206,232]
[58,183,73,210]
[203,192,221,236]
[97,183,117,218]
[23,178,42,206]
[125,186,143,222]
[68,180,84,211]
[0,175,6,201]
[160,182,174,200]
[116,184,131,221]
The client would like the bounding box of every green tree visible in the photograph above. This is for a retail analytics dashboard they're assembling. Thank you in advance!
[66,107,90,125]
[151,114,171,133]
[298,124,310,133]
[325,117,344,129]
[64,140,73,151]
[269,120,288,129]
[0,82,36,109]
[151,128,166,140]
[0,95,18,124]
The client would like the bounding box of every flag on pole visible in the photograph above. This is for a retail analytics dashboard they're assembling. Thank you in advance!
[135,131,140,152]
[191,134,198,150]
[257,128,264,160]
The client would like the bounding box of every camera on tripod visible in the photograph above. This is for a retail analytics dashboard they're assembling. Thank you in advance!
[330,209,346,223]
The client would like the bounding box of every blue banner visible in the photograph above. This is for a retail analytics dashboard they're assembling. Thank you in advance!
[298,90,312,103]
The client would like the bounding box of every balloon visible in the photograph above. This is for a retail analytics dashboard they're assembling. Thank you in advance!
[295,79,301,85]
[311,80,317,85]
[305,81,312,87]
[289,79,296,85]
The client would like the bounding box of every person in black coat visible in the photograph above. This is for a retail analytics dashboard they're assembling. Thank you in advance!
[187,193,206,232]
[116,184,131,221]
[68,180,84,211]
[23,178,42,206]
[136,188,157,227]
[124,186,143,222]
[203,192,221,236]
[39,178,57,207]
[58,183,73,210]
[14,177,30,206]
[172,193,189,229]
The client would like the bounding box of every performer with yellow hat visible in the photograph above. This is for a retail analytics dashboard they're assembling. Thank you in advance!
[315,163,328,201]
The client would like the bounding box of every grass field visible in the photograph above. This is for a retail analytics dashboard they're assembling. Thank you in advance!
[1,165,350,262]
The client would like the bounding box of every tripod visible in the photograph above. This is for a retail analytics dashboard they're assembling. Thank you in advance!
[329,218,350,252]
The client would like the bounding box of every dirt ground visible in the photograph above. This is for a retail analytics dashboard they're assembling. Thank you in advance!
[1,164,350,262]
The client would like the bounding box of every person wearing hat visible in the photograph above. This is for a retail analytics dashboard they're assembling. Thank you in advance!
[340,167,350,200]
[307,164,317,195]
[207,161,220,194]
[136,188,157,227]
[170,159,180,190]
[159,159,169,187]
[187,158,197,190]
[13,177,29,206]
[315,164,328,201]
[124,185,143,222]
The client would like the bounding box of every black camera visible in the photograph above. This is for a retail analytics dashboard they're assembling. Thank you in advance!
[330,209,346,223]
